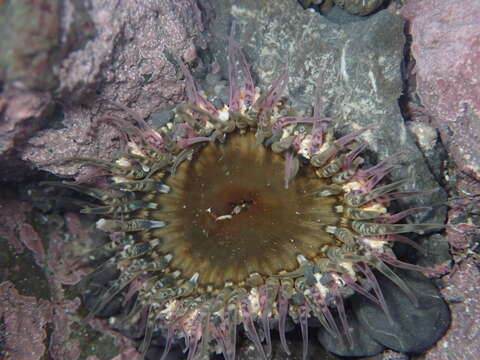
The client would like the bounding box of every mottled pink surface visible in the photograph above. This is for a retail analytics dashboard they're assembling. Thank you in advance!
[0,91,52,180]
[22,0,207,178]
[48,297,82,360]
[446,177,480,251]
[0,190,33,251]
[425,260,480,360]
[0,199,138,359]
[400,0,480,179]
[0,281,53,360]
[19,223,46,267]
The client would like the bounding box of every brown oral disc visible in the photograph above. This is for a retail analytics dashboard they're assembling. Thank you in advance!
[151,132,342,288]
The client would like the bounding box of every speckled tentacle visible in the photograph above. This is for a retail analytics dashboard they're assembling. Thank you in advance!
[87,265,139,319]
[179,61,218,115]
[356,262,394,324]
[330,280,354,348]
[40,181,134,205]
[241,296,267,360]
[261,278,279,358]
[351,221,443,236]
[344,179,408,207]
[80,200,158,215]
[139,305,156,358]
[299,303,310,360]
[341,274,381,305]
[364,258,418,307]
[278,279,293,355]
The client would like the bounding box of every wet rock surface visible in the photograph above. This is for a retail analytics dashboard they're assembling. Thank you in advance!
[400,0,480,180]
[0,281,53,360]
[0,0,61,91]
[353,270,450,353]
[235,334,340,360]
[317,299,385,357]
[21,0,207,178]
[0,91,53,181]
[0,0,95,181]
[0,185,142,360]
[425,260,480,360]
[334,0,387,16]
[145,346,184,360]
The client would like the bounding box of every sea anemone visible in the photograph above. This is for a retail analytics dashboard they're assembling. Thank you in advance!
[50,35,444,359]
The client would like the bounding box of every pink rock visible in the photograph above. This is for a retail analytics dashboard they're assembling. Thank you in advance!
[64,212,91,244]
[47,228,87,286]
[22,0,207,178]
[0,281,53,360]
[400,0,480,179]
[445,176,480,250]
[48,298,82,360]
[0,190,32,251]
[425,260,480,360]
[19,223,46,267]
[0,91,52,180]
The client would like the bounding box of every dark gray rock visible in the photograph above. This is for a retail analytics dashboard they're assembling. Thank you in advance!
[407,121,447,183]
[334,0,387,16]
[235,332,342,360]
[317,299,385,357]
[417,233,452,269]
[145,345,184,360]
[353,270,450,353]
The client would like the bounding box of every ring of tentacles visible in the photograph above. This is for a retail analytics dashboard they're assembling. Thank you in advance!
[52,37,442,360]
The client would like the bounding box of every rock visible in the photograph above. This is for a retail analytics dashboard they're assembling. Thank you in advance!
[425,260,480,360]
[407,121,447,183]
[0,0,94,92]
[353,270,450,353]
[22,0,207,178]
[400,0,480,180]
[0,0,96,181]
[407,121,438,153]
[381,350,410,360]
[0,0,61,90]
[145,346,184,360]
[417,234,452,270]
[298,0,335,15]
[0,281,53,360]
[235,333,341,360]
[317,299,385,357]
[0,91,53,181]
[334,0,387,16]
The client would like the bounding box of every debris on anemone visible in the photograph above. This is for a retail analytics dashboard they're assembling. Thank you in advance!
[50,35,445,359]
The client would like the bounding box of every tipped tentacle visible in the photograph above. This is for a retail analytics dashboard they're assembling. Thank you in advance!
[356,262,394,324]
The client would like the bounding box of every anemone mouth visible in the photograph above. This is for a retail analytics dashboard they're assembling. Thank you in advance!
[148,132,341,289]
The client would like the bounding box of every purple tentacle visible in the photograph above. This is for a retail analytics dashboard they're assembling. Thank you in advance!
[330,282,353,348]
[299,304,310,360]
[277,289,291,355]
[357,262,394,324]
[241,298,267,360]
[335,124,375,147]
